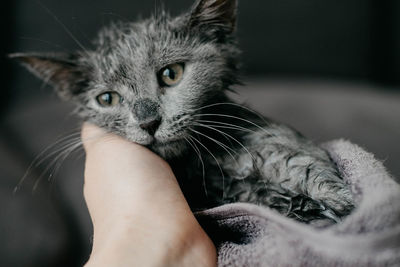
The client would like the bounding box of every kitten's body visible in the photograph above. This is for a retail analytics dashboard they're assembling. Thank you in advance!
[166,94,353,224]
[12,0,353,225]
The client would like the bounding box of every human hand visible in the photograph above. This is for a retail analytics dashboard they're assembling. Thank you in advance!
[81,123,216,267]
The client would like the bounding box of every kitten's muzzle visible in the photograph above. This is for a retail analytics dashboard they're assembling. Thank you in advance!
[134,98,161,136]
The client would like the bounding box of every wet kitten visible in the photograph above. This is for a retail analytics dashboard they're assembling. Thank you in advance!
[11,0,353,224]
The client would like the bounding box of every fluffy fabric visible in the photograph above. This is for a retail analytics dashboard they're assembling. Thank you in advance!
[197,140,400,266]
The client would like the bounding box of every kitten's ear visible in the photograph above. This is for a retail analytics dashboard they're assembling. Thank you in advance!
[9,52,90,99]
[189,0,237,35]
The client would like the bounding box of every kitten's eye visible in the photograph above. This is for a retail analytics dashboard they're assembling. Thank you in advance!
[158,63,184,87]
[96,92,121,107]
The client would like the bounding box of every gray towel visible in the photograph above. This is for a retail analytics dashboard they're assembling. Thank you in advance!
[196,140,400,267]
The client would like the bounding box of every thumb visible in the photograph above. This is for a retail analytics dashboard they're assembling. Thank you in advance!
[81,122,111,152]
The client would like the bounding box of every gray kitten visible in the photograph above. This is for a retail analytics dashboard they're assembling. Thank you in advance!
[11,0,353,225]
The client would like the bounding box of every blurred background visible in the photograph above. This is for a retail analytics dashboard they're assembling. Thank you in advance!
[1,0,399,266]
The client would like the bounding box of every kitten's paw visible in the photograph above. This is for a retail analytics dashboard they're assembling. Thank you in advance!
[313,182,354,216]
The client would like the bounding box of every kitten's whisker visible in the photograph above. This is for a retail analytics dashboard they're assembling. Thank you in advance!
[194,122,256,162]
[54,140,84,166]
[76,150,86,161]
[184,136,207,197]
[33,132,114,192]
[32,139,81,188]
[36,0,90,55]
[33,140,83,192]
[188,130,226,200]
[17,130,113,193]
[49,142,85,181]
[194,121,236,148]
[194,102,270,125]
[193,113,274,136]
[201,124,253,134]
[36,132,81,160]
[14,133,81,193]
[34,137,82,168]
[45,143,82,183]
[196,119,257,134]
[48,153,75,185]
[190,125,238,165]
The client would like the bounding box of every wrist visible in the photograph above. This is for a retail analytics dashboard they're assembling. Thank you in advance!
[86,217,217,267]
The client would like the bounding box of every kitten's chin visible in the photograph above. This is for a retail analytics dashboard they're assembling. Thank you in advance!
[149,139,187,159]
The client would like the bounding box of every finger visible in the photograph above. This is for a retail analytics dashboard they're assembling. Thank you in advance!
[81,122,105,139]
[81,122,122,153]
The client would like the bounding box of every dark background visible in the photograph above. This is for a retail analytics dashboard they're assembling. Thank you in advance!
[1,1,399,266]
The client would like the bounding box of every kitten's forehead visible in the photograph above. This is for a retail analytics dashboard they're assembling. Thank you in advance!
[87,16,219,89]
[92,18,186,66]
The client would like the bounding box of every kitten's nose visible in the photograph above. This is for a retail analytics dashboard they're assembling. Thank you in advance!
[139,118,161,136]
[133,98,161,135]
[134,98,161,136]
[134,98,159,120]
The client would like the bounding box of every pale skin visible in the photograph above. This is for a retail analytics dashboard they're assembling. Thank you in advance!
[82,123,217,267]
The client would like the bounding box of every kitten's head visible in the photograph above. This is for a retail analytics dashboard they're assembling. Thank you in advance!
[11,0,240,158]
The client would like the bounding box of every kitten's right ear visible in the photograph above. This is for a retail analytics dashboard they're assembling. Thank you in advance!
[189,0,237,36]
[9,52,90,100]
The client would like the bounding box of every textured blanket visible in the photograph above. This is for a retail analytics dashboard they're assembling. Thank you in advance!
[196,140,400,267]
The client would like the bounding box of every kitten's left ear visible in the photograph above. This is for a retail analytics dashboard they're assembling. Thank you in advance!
[9,52,90,100]
[189,0,237,35]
